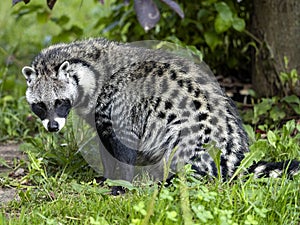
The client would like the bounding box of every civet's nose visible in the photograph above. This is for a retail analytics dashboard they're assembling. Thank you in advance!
[47,120,59,132]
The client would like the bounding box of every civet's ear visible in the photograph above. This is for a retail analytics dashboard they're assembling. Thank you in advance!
[57,61,70,80]
[22,66,37,86]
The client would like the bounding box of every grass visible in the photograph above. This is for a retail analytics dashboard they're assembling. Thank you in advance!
[1,165,300,224]
[0,1,300,224]
[2,118,298,224]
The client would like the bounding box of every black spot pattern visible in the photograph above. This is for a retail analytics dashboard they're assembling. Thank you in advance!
[192,100,201,110]
[25,38,300,184]
[170,70,177,80]
[158,111,166,119]
[165,101,173,110]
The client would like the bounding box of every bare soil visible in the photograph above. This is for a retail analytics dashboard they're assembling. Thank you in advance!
[0,143,25,205]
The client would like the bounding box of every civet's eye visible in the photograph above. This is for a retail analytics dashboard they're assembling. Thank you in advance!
[55,99,71,118]
[31,102,47,120]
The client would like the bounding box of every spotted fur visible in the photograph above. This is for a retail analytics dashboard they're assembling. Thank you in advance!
[22,38,299,181]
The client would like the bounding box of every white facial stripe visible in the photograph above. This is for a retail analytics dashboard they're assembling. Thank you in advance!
[42,119,50,131]
[41,118,66,132]
[54,117,66,131]
[76,65,96,94]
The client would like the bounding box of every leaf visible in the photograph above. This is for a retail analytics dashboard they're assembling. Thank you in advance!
[282,95,300,104]
[228,142,266,183]
[197,9,209,20]
[133,202,147,216]
[105,179,137,191]
[166,211,178,222]
[90,216,109,225]
[243,124,256,144]
[215,2,232,22]
[12,4,44,19]
[71,182,110,195]
[0,157,11,168]
[69,25,83,35]
[160,0,184,18]
[232,16,245,32]
[284,120,296,134]
[52,15,70,26]
[267,130,277,148]
[192,205,213,223]
[269,106,286,122]
[214,14,231,33]
[204,31,221,51]
[291,106,300,115]
[280,72,289,83]
[12,0,30,6]
[1,95,14,103]
[253,99,273,118]
[134,0,160,31]
[185,45,203,62]
[36,10,50,24]
[282,95,300,114]
[47,0,57,9]
[206,142,222,180]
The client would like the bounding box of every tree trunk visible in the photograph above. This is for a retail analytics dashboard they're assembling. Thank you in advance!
[252,0,300,97]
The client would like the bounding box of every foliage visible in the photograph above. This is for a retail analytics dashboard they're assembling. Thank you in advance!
[11,0,252,78]
[241,61,300,128]
[1,153,300,224]
[279,56,300,96]
[18,119,96,182]
[1,0,252,141]
[13,0,184,31]
[0,63,36,141]
[91,0,251,78]
[242,95,300,127]
[13,0,57,9]
[244,119,300,163]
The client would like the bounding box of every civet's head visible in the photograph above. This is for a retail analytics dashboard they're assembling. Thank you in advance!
[22,61,79,132]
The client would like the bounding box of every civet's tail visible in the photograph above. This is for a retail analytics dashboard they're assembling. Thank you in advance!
[247,160,300,178]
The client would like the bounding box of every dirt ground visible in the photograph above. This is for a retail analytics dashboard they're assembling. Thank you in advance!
[0,143,25,206]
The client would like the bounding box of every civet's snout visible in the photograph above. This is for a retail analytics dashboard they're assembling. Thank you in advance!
[42,117,66,133]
